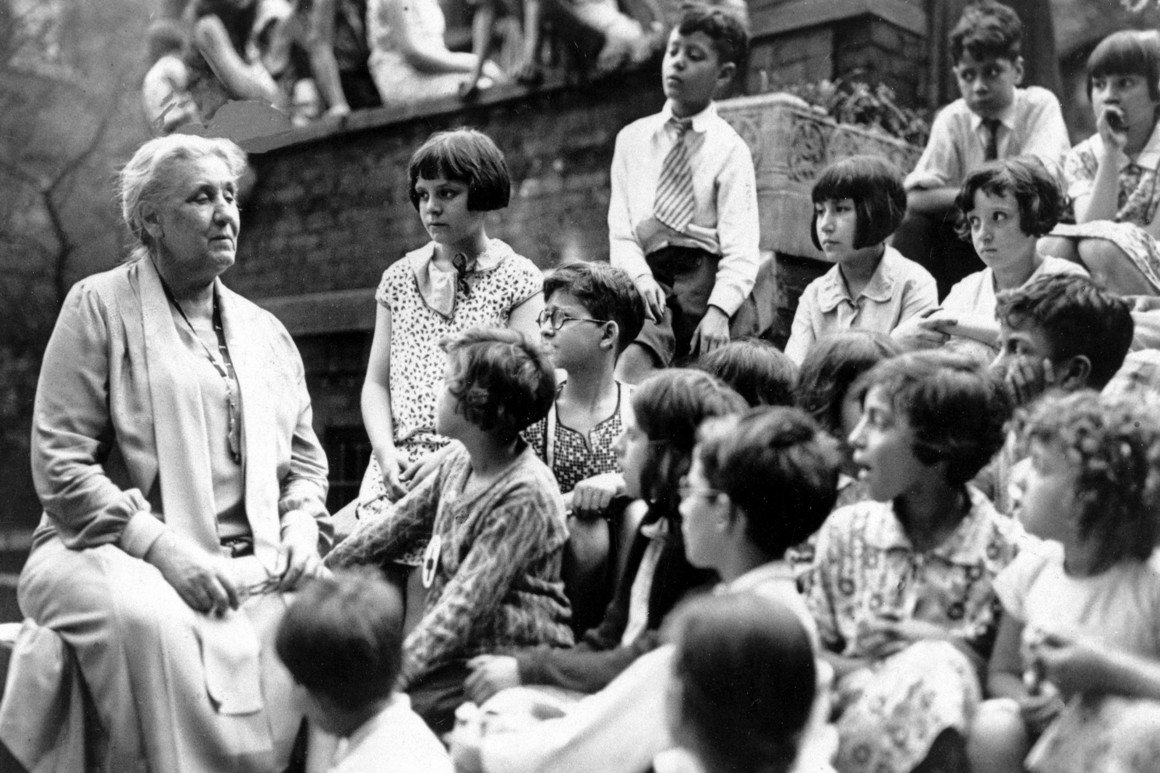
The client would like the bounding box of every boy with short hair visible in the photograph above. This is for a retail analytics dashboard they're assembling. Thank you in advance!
[980,272,1134,515]
[524,260,646,634]
[525,261,645,501]
[993,272,1134,405]
[608,4,758,382]
[894,0,1070,297]
[275,569,452,773]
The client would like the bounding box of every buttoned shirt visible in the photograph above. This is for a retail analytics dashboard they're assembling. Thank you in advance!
[905,86,1070,191]
[784,246,936,364]
[608,101,759,316]
[802,487,1026,659]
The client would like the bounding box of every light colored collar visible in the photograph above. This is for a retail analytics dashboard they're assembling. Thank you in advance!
[816,249,895,312]
[658,101,717,134]
[1089,119,1160,172]
[1136,119,1160,170]
[407,238,512,319]
[969,94,1018,132]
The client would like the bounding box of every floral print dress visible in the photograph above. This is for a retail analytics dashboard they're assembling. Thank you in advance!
[802,487,1026,773]
[1050,123,1160,291]
[356,238,542,563]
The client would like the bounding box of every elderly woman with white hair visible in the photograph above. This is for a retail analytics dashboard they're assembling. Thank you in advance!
[1,134,331,772]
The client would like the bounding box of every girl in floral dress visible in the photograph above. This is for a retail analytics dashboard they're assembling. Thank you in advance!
[802,350,1026,773]
[357,129,543,616]
[1042,30,1160,295]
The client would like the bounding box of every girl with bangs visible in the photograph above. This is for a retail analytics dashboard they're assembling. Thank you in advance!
[1041,30,1160,296]
[785,155,937,365]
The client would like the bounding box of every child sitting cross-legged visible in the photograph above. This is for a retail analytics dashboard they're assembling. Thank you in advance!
[802,350,1027,773]
[327,327,573,735]
[784,155,936,365]
[968,391,1160,773]
[275,569,452,773]
[463,369,741,707]
[893,158,1087,357]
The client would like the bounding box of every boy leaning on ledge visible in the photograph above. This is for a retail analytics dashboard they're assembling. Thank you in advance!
[608,3,759,383]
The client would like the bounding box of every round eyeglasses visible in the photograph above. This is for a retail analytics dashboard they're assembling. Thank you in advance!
[537,308,609,332]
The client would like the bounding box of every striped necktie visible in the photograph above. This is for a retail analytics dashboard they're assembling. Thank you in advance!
[983,118,1001,161]
[655,117,695,233]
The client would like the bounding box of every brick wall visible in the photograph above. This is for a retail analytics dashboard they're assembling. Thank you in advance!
[747,0,928,109]
[231,66,664,304]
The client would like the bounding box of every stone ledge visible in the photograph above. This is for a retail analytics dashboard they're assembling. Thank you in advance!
[246,68,643,156]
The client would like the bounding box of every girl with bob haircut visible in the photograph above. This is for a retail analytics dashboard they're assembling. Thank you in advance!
[803,350,1026,773]
[1040,30,1160,296]
[785,155,936,365]
[355,128,543,628]
[970,392,1160,773]
[665,592,819,773]
[330,327,572,734]
[895,157,1088,355]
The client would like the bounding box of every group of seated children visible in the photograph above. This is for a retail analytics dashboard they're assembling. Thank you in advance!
[263,2,1160,771]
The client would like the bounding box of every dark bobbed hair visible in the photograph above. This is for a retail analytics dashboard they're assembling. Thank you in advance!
[954,157,1064,240]
[810,156,906,251]
[407,128,510,212]
[676,3,749,69]
[442,327,556,441]
[696,407,842,556]
[1086,30,1160,102]
[274,569,403,712]
[1022,391,1160,570]
[632,369,748,517]
[995,273,1134,390]
[669,592,817,773]
[695,338,798,407]
[949,0,1023,63]
[795,330,902,436]
[853,351,1010,486]
[543,261,646,356]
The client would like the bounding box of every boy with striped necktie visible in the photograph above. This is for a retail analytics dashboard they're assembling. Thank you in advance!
[607,3,758,383]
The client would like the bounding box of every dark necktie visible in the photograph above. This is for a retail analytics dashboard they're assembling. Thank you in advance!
[983,118,1002,162]
[655,117,696,233]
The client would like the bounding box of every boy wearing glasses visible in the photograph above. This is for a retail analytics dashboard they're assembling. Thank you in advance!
[522,261,646,634]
